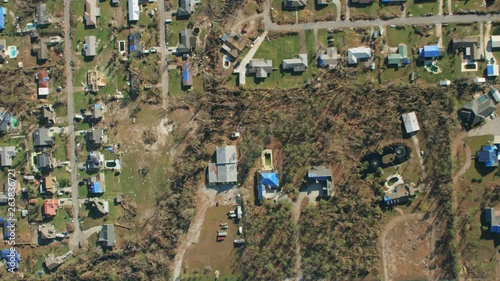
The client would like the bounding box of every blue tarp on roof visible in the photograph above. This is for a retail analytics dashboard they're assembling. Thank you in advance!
[487,65,498,76]
[0,8,4,30]
[478,145,497,167]
[260,172,279,188]
[94,104,101,109]
[1,249,19,270]
[182,69,189,81]
[91,181,103,193]
[419,45,439,58]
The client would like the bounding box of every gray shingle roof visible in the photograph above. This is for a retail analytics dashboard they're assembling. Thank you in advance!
[208,146,238,183]
[98,224,116,247]
[33,128,54,147]
[0,146,15,167]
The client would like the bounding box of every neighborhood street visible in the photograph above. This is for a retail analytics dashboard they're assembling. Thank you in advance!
[64,0,86,251]
[262,0,500,31]
[158,0,169,101]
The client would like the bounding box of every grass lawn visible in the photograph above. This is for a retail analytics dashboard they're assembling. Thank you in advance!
[463,135,495,180]
[386,25,437,48]
[453,0,486,12]
[445,23,480,38]
[407,0,440,17]
[46,0,64,17]
[169,69,184,95]
[167,20,185,47]
[349,3,380,18]
[52,134,68,161]
[271,0,337,23]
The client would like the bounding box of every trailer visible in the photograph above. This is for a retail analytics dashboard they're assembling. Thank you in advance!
[217,231,227,237]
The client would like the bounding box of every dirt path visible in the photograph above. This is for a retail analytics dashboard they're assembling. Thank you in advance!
[288,192,306,281]
[380,213,426,281]
[299,30,307,54]
[450,132,471,278]
[411,135,428,185]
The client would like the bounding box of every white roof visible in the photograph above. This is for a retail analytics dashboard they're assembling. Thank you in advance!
[474,77,486,83]
[439,80,451,86]
[491,36,500,48]
[128,0,139,21]
[402,112,420,134]
[347,47,372,65]
[38,87,49,96]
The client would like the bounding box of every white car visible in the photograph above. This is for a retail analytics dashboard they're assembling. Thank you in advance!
[238,226,243,235]
[228,213,236,219]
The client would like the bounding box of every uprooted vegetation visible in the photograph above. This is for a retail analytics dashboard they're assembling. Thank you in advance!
[49,68,460,279]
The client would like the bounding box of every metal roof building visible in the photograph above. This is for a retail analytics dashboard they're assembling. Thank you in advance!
[208,146,238,184]
[347,47,372,65]
[128,0,139,22]
[485,207,500,233]
[84,36,97,57]
[491,36,500,49]
[402,112,420,134]
[487,64,499,77]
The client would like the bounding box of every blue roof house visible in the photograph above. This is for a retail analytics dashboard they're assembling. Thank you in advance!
[478,145,499,167]
[0,7,4,30]
[91,181,103,193]
[419,45,440,60]
[487,64,499,77]
[260,172,279,188]
[1,249,20,270]
[90,173,106,194]
[485,207,500,233]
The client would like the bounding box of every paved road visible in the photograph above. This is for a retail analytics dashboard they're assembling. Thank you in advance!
[158,0,169,100]
[64,0,86,251]
[262,0,500,31]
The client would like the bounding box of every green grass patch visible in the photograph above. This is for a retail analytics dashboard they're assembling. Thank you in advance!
[169,69,184,95]
[407,0,439,17]
[52,134,68,161]
[167,20,185,47]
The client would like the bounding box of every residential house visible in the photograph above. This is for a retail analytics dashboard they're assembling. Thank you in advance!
[42,175,56,195]
[256,170,279,200]
[418,45,445,61]
[37,70,50,98]
[0,182,9,204]
[128,0,140,22]
[247,59,273,78]
[177,0,195,18]
[32,38,53,62]
[383,182,420,205]
[317,47,339,69]
[128,32,143,55]
[0,119,7,135]
[491,36,500,49]
[39,224,57,240]
[0,7,4,30]
[487,64,499,77]
[387,44,410,67]
[43,199,59,218]
[307,166,333,198]
[381,0,406,3]
[87,198,109,215]
[484,207,500,233]
[98,224,116,247]
[90,172,106,194]
[0,146,16,167]
[33,127,54,148]
[182,62,193,88]
[0,249,19,271]
[283,0,308,9]
[207,146,238,184]
[40,105,56,125]
[0,218,16,240]
[87,151,104,170]
[478,145,499,167]
[129,72,140,96]
[220,36,248,60]
[84,36,97,57]
[87,128,105,148]
[348,47,372,65]
[35,4,50,27]
[459,94,497,127]
[111,0,120,6]
[452,36,481,61]
[350,0,374,4]
[36,153,54,172]
[401,112,420,135]
[490,87,500,103]
[91,104,104,121]
[282,54,308,72]
[45,254,63,271]
[177,28,196,54]
[85,0,101,27]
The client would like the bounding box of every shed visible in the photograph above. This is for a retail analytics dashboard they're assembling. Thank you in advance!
[491,36,500,49]
[490,87,500,103]
[439,80,451,86]
[474,77,486,83]
[402,112,420,134]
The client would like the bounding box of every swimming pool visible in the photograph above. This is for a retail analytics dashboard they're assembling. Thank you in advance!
[26,23,37,31]
[7,46,17,59]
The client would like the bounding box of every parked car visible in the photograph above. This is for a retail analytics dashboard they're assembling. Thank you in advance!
[217,231,227,237]
[228,213,236,219]
[238,226,243,235]
[221,225,228,230]
[217,236,225,241]
[227,211,235,215]
[234,239,245,244]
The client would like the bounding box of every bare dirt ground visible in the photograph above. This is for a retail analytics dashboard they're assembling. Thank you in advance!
[383,214,431,281]
[172,183,240,280]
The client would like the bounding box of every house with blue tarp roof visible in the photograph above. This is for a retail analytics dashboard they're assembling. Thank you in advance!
[182,62,192,88]
[1,249,20,270]
[418,45,444,60]
[0,7,4,30]
[478,145,499,167]
[256,171,279,200]
[485,207,500,233]
[90,172,106,194]
[487,64,499,77]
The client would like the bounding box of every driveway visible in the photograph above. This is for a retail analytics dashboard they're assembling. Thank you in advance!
[484,22,494,62]
[467,116,500,137]
[233,31,269,85]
